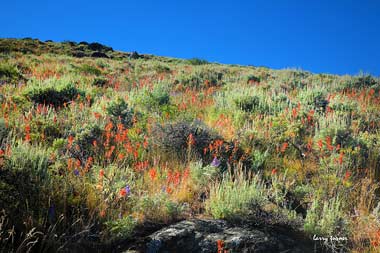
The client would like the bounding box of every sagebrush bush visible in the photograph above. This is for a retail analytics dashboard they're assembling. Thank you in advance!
[68,123,103,161]
[151,120,219,160]
[176,67,224,89]
[92,76,108,87]
[0,61,24,84]
[206,170,267,219]
[105,216,137,239]
[0,142,51,245]
[106,98,134,127]
[304,196,348,237]
[75,64,102,76]
[133,193,184,223]
[24,78,85,107]
[186,58,209,65]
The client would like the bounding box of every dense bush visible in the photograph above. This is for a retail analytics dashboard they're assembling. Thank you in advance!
[106,98,134,128]
[176,67,224,89]
[0,62,24,84]
[133,85,171,111]
[304,196,348,237]
[0,143,51,244]
[186,58,209,65]
[151,120,219,160]
[24,79,85,107]
[207,171,267,219]
[75,64,102,76]
[68,123,103,161]
[92,76,108,87]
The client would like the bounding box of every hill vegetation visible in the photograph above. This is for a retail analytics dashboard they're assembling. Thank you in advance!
[0,38,380,252]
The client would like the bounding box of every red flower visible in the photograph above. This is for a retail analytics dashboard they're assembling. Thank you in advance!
[338,152,344,165]
[149,168,157,180]
[217,239,224,252]
[120,188,127,197]
[188,133,195,146]
[317,140,323,150]
[67,135,74,148]
[280,142,288,153]
[271,168,278,175]
[344,171,351,182]
[99,169,105,178]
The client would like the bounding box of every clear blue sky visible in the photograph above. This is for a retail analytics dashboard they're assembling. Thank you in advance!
[1,0,379,76]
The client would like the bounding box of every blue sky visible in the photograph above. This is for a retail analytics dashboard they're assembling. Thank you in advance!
[1,0,379,75]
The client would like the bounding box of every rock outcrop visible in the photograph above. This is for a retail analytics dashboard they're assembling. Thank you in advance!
[122,219,316,253]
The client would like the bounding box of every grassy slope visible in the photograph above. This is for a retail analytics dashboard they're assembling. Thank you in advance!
[0,38,380,252]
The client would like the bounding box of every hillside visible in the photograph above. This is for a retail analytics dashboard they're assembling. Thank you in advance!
[0,38,380,252]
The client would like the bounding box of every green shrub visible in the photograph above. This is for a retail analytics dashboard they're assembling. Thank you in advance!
[133,85,171,111]
[153,64,171,74]
[234,94,270,114]
[133,193,184,222]
[68,123,103,160]
[106,98,134,128]
[92,76,108,87]
[105,216,137,239]
[246,75,261,83]
[189,161,219,189]
[342,74,379,90]
[0,62,24,84]
[206,172,267,219]
[298,89,328,111]
[304,196,348,237]
[24,79,85,107]
[176,67,224,89]
[0,142,51,242]
[186,58,209,65]
[76,64,102,76]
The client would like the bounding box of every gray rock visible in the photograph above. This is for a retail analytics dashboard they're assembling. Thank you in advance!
[142,219,314,253]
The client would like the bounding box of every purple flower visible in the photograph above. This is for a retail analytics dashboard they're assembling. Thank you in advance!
[74,169,80,176]
[125,185,131,195]
[211,157,221,167]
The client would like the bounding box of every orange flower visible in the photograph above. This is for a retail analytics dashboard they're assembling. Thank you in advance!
[25,124,31,142]
[143,137,149,149]
[271,168,278,175]
[280,142,288,153]
[217,239,224,253]
[99,169,105,178]
[338,151,344,165]
[188,133,195,146]
[149,168,157,180]
[94,112,102,119]
[343,171,351,182]
[67,135,74,148]
[292,108,298,118]
[120,188,127,197]
[166,186,172,194]
[317,140,323,150]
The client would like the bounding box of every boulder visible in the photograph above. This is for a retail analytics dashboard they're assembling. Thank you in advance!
[139,219,315,253]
